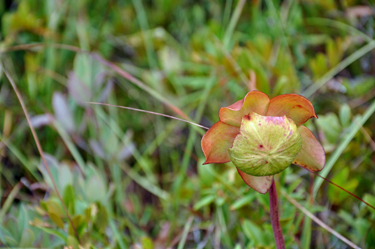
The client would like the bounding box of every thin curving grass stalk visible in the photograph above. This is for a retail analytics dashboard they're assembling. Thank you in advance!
[3,69,80,241]
[282,191,360,249]
[86,101,366,248]
[86,102,209,130]
[309,170,375,211]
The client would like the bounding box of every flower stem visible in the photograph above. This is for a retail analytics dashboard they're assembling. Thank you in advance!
[269,179,285,249]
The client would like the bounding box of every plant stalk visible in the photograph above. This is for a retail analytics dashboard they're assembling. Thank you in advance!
[269,179,285,249]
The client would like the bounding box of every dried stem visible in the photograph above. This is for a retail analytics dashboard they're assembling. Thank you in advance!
[86,102,209,130]
[3,69,80,241]
[269,179,285,249]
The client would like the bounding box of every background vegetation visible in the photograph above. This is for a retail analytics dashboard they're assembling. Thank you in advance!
[1,0,375,248]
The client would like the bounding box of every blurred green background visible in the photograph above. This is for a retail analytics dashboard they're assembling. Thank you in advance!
[1,0,375,248]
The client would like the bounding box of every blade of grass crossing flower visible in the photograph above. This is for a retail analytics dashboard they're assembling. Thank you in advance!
[94,104,185,176]
[93,105,160,184]
[91,103,208,192]
[177,216,194,249]
[87,102,208,131]
[303,41,375,98]
[91,105,170,201]
[313,100,375,197]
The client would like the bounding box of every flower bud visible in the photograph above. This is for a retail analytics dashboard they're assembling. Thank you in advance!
[228,112,302,176]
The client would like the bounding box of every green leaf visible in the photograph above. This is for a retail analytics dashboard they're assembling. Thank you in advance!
[339,104,351,127]
[35,226,68,243]
[58,163,73,192]
[94,205,108,232]
[48,212,65,229]
[19,228,35,247]
[193,195,215,210]
[69,215,85,237]
[141,236,154,249]
[63,185,75,215]
[215,197,225,206]
[197,162,215,187]
[86,174,107,203]
[45,199,65,217]
[316,112,342,145]
[230,195,255,210]
[17,205,28,236]
[242,220,266,245]
[0,225,18,246]
[328,167,358,203]
[363,194,375,215]
[67,235,80,249]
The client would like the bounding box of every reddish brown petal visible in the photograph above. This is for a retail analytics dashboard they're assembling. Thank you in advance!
[266,94,317,126]
[202,121,240,164]
[219,91,270,127]
[237,169,274,194]
[293,126,325,171]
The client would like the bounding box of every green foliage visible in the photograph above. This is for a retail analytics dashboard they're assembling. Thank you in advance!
[1,0,375,248]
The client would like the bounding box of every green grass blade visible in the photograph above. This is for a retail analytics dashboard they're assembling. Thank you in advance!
[313,100,375,197]
[172,74,216,193]
[303,41,375,98]
[0,182,22,223]
[52,119,87,175]
[0,134,41,181]
[177,216,194,249]
[306,18,372,42]
[131,0,158,71]
[223,0,246,49]
[119,163,170,201]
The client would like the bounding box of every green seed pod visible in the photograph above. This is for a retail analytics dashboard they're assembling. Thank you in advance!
[228,112,302,176]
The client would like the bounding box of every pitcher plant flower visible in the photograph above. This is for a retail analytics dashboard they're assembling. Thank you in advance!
[201,91,325,194]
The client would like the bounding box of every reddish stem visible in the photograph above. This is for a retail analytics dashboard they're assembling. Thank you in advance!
[269,179,285,249]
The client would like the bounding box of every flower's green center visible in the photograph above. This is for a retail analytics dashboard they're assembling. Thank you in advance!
[228,112,302,176]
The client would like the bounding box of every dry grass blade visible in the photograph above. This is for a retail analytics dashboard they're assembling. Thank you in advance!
[86,102,209,130]
[3,69,80,241]
[90,53,189,120]
[0,43,191,121]
[282,191,360,249]
[310,170,375,211]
